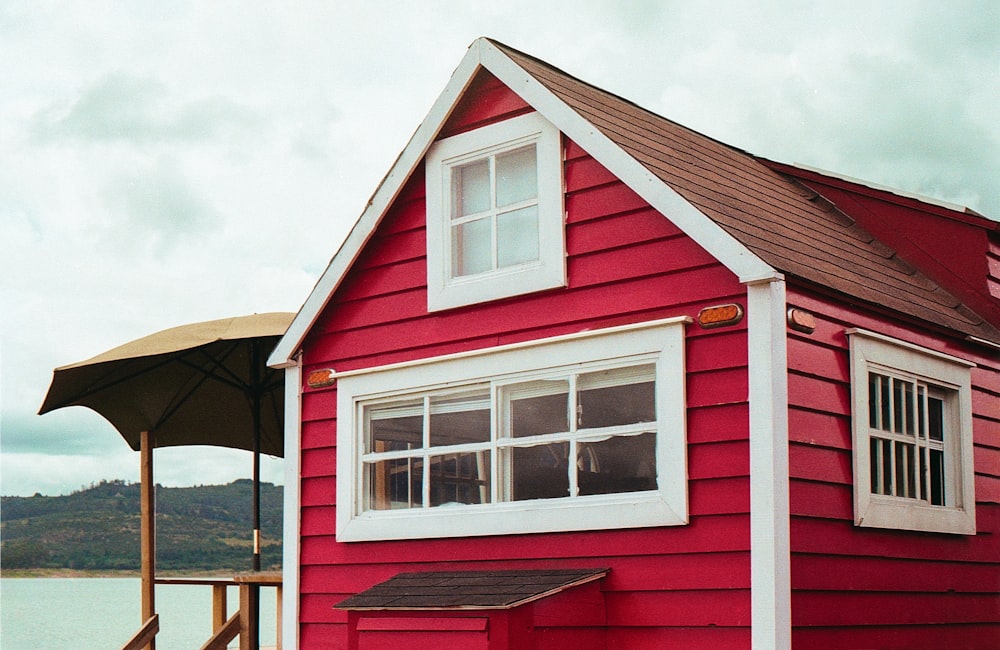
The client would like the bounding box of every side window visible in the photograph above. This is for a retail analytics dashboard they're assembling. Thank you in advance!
[426,112,565,311]
[337,318,689,541]
[848,329,976,534]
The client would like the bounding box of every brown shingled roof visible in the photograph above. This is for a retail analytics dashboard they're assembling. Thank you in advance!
[491,40,1000,344]
[335,568,608,611]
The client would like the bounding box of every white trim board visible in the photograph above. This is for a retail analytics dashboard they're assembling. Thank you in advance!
[280,359,302,650]
[747,279,791,650]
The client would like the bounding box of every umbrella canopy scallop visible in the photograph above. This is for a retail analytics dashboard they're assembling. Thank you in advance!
[39,312,294,457]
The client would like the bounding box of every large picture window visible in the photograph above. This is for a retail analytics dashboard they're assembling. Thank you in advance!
[337,318,688,541]
[848,329,976,534]
[426,112,565,312]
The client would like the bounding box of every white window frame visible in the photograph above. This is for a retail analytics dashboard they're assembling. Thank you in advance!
[847,329,976,535]
[425,111,565,312]
[336,317,688,541]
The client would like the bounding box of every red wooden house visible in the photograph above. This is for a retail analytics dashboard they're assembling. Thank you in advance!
[269,38,1000,649]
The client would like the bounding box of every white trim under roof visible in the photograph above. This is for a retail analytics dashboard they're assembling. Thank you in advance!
[268,37,777,367]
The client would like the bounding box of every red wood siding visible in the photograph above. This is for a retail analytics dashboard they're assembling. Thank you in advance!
[296,73,753,648]
[786,287,1000,648]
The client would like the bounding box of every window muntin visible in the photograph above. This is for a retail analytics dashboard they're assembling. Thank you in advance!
[337,318,688,541]
[847,329,976,535]
[426,112,565,312]
[451,145,540,278]
[361,363,658,512]
[867,372,949,506]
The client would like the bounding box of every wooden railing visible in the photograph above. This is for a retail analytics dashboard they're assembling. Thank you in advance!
[120,614,159,650]
[119,573,282,650]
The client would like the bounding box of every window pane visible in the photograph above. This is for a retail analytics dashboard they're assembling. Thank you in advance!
[508,380,569,438]
[496,205,539,268]
[929,449,945,506]
[429,392,490,446]
[578,433,657,496]
[369,402,422,452]
[495,145,537,207]
[453,218,491,277]
[870,437,881,494]
[893,441,904,497]
[892,378,904,434]
[453,159,490,217]
[368,457,423,510]
[430,452,490,507]
[879,375,891,432]
[880,438,892,495]
[903,382,914,435]
[868,373,880,429]
[919,447,928,501]
[894,442,916,498]
[508,443,570,500]
[906,443,916,497]
[928,396,944,441]
[578,365,656,429]
[917,386,926,439]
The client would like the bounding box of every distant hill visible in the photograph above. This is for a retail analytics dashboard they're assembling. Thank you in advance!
[1,479,282,572]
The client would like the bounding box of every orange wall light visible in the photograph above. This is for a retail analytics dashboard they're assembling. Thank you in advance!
[697,303,744,329]
[306,368,336,389]
[786,308,817,334]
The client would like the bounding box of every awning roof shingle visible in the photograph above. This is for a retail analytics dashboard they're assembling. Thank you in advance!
[335,568,609,611]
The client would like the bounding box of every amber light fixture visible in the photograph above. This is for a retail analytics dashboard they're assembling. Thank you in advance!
[697,303,744,329]
[306,368,336,388]
[787,308,817,334]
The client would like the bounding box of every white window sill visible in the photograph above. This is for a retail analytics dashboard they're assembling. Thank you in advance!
[337,490,686,542]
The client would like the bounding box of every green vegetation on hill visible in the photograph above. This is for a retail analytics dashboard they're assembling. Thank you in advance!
[1,479,282,572]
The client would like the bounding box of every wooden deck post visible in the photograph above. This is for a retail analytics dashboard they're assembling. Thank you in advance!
[212,584,228,633]
[239,581,259,650]
[140,430,156,650]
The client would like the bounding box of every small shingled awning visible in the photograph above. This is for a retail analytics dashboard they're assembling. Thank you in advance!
[335,568,609,611]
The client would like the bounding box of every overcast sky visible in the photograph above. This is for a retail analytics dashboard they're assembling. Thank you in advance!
[2,2,998,497]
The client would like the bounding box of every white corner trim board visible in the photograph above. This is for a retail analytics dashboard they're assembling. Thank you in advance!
[747,278,791,650]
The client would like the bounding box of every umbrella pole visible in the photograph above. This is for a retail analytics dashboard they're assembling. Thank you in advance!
[140,430,156,650]
[250,341,262,649]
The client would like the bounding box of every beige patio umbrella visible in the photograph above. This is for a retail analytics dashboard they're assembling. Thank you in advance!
[39,312,293,648]
[39,312,292,458]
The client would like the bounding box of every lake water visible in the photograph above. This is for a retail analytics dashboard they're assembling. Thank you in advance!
[0,577,278,649]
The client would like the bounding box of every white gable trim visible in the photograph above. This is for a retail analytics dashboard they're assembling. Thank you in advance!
[269,38,777,367]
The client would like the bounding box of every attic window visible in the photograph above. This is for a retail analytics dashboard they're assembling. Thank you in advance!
[426,112,565,311]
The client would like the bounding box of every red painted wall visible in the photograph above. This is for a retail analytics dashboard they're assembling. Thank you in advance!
[296,72,754,649]
[786,287,1000,648]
